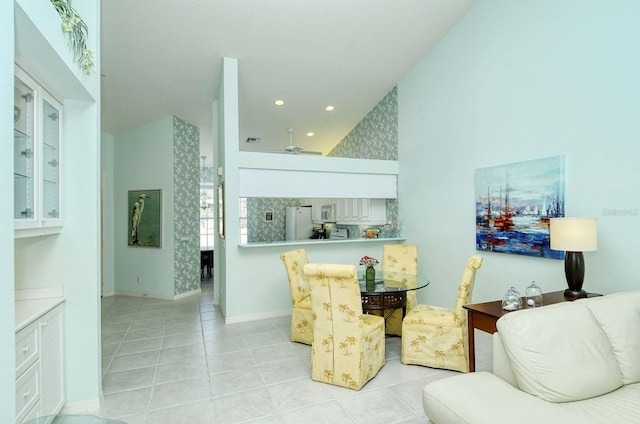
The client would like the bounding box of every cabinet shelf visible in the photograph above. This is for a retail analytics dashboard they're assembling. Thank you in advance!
[14,128,29,139]
[15,66,63,237]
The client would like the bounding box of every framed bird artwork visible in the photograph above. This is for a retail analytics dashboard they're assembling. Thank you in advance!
[128,189,162,247]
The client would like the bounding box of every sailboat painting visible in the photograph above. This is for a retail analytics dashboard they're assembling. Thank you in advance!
[475,156,565,259]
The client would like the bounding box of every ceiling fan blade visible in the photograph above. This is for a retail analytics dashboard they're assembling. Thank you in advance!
[284,144,303,152]
[298,150,322,155]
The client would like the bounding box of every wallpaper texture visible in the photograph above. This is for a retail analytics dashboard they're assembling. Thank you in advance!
[327,86,398,160]
[247,198,305,243]
[173,116,201,295]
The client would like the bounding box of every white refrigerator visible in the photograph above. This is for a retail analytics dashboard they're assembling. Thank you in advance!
[286,207,313,240]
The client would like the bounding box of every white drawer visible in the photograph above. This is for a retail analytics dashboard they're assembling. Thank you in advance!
[19,401,40,424]
[15,322,39,378]
[15,362,40,423]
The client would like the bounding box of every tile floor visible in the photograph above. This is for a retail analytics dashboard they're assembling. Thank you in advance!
[98,281,492,424]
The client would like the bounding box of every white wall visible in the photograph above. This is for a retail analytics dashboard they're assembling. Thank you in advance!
[101,132,115,295]
[227,242,403,322]
[113,116,175,298]
[215,58,240,318]
[398,0,640,307]
[0,0,15,420]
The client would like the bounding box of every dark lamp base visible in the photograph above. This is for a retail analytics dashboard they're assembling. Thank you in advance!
[564,288,588,299]
[564,251,587,299]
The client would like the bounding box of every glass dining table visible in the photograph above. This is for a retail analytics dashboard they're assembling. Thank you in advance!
[358,271,429,320]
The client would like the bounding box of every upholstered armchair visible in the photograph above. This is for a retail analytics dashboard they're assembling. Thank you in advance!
[303,263,385,390]
[381,244,419,336]
[280,249,313,345]
[401,254,483,373]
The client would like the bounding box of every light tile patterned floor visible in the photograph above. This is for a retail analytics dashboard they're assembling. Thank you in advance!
[97,282,492,424]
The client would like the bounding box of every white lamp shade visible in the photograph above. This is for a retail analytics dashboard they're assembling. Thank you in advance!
[550,217,597,252]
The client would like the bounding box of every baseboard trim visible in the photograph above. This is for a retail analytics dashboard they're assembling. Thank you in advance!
[60,397,101,415]
[111,288,201,301]
[174,287,201,300]
[225,309,291,324]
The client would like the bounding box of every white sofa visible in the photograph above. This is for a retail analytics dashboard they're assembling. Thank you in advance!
[422,290,640,424]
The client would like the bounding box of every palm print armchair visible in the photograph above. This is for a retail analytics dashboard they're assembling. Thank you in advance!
[381,244,419,336]
[401,254,483,372]
[304,263,385,390]
[281,249,313,345]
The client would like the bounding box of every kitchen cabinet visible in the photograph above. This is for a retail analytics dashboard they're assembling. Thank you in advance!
[336,198,386,225]
[15,303,64,423]
[14,66,63,238]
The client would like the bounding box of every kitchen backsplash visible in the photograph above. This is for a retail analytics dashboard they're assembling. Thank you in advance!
[247,198,306,243]
[247,197,398,242]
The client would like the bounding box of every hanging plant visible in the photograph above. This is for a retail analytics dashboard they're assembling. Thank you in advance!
[50,0,94,75]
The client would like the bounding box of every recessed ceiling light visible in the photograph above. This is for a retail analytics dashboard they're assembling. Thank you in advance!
[274,100,285,106]
[306,132,315,137]
[325,105,335,111]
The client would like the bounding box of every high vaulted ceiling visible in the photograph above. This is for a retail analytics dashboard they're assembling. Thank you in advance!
[100,1,474,160]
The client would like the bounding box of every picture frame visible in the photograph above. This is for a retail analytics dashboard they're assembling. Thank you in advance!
[128,189,162,247]
[264,211,274,222]
[217,183,225,238]
[475,156,565,259]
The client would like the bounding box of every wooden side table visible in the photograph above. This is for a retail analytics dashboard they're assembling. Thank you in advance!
[463,290,602,372]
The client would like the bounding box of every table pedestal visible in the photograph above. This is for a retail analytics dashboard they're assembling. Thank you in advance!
[361,291,407,320]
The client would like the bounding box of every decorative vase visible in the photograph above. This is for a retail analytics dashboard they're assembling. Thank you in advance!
[365,266,376,291]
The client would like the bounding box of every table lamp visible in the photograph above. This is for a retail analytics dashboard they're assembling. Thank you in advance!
[550,217,597,298]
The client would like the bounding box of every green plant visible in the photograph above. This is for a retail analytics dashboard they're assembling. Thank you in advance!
[50,0,94,75]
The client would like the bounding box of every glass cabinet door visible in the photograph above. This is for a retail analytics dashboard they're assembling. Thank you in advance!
[14,75,35,221]
[42,96,61,220]
[14,65,64,236]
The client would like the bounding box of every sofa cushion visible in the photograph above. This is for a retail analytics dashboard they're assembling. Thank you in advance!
[422,372,583,424]
[584,290,640,385]
[559,382,640,424]
[492,332,518,388]
[497,301,623,402]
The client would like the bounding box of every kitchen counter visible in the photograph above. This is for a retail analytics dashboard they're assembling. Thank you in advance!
[15,287,65,332]
[239,237,406,248]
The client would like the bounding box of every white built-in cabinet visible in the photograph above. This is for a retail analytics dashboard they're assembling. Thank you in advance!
[14,65,63,238]
[307,198,387,225]
[15,304,64,423]
[336,198,386,225]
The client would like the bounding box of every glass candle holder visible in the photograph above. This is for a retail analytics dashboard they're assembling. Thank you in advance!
[502,287,522,311]
[526,281,543,308]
